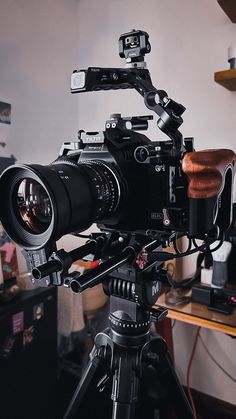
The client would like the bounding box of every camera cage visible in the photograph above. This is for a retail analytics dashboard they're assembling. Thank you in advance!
[0,29,235,303]
[17,30,234,301]
[0,30,232,419]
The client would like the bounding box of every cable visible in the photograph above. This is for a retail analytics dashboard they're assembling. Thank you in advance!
[199,333,236,383]
[208,235,225,253]
[166,252,205,289]
[176,240,213,257]
[173,236,192,254]
[73,233,92,239]
[186,328,236,419]
[166,269,200,289]
[156,239,214,262]
[160,234,224,288]
[160,228,224,263]
[186,326,200,419]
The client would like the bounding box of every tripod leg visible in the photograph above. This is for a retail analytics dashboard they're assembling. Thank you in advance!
[111,349,140,419]
[63,346,102,419]
[142,336,194,419]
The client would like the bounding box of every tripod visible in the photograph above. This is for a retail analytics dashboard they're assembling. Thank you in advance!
[35,235,194,418]
[63,296,194,419]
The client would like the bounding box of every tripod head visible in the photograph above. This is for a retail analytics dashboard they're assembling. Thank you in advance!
[28,231,170,338]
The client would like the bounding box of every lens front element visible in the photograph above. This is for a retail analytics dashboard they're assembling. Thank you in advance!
[0,165,57,249]
[16,179,52,234]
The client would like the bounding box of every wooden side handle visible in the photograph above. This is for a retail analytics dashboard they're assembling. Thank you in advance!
[182,149,236,199]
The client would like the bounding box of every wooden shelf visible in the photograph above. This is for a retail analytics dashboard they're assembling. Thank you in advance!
[218,0,236,22]
[156,288,236,336]
[214,68,236,90]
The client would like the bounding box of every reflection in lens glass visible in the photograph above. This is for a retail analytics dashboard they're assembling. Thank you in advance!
[16,179,52,233]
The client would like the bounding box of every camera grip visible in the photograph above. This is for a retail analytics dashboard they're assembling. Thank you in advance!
[182,149,236,199]
[183,149,236,237]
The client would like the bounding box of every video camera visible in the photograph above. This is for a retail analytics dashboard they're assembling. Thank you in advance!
[0,30,235,297]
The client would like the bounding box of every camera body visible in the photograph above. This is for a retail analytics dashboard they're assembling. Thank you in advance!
[59,113,190,238]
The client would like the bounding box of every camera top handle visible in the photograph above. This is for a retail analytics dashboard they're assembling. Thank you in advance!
[71,66,185,157]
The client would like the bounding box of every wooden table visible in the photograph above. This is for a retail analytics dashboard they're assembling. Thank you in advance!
[156,288,236,336]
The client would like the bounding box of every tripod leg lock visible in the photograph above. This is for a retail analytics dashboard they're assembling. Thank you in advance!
[97,372,112,392]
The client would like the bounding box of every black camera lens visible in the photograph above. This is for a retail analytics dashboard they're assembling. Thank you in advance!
[16,179,52,234]
[0,165,56,249]
[0,160,121,250]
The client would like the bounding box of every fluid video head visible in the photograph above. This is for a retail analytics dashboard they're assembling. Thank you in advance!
[0,30,235,294]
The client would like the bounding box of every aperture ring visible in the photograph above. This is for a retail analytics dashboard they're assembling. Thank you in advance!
[81,161,121,219]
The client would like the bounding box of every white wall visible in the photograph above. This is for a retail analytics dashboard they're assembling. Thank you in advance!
[0,0,79,165]
[0,0,80,270]
[76,0,236,405]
